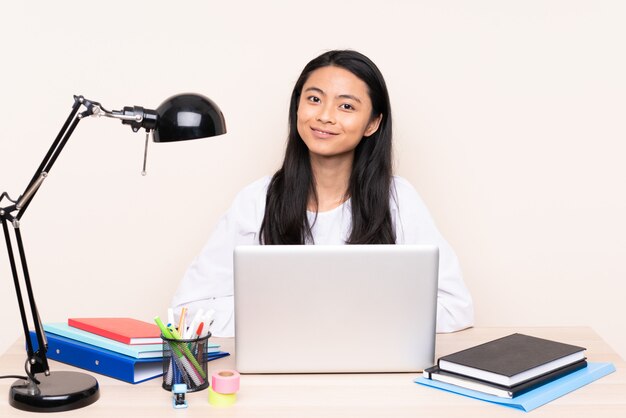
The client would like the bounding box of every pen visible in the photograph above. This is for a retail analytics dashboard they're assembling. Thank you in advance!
[154,316,174,339]
[167,345,197,388]
[169,326,206,379]
[155,316,177,387]
[155,317,190,372]
[201,310,215,337]
[195,322,205,364]
[184,309,204,340]
[157,316,206,386]
[195,323,204,338]
[167,308,174,327]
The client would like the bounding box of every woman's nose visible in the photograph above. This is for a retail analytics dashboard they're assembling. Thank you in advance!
[316,103,335,124]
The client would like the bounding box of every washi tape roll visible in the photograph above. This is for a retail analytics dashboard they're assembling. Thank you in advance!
[211,370,240,394]
[208,386,237,406]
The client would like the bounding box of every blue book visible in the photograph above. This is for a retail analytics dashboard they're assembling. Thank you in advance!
[30,331,162,383]
[43,322,220,359]
[415,362,615,412]
[30,331,231,384]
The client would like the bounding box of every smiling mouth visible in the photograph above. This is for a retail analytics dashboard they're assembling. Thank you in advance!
[311,127,338,136]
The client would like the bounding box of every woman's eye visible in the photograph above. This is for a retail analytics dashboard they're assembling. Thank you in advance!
[307,96,321,103]
[340,103,354,110]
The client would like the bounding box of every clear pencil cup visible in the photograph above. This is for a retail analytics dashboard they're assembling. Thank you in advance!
[161,332,211,392]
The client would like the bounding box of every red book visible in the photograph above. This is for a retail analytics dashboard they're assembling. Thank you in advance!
[68,317,162,345]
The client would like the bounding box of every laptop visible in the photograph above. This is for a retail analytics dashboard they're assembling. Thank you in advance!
[233,244,439,373]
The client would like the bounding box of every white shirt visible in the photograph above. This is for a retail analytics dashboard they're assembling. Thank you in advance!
[172,176,474,336]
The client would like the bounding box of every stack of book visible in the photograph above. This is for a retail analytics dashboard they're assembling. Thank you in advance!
[417,333,616,411]
[423,333,587,398]
[31,317,228,384]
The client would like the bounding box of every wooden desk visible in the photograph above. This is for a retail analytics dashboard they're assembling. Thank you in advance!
[1,327,624,417]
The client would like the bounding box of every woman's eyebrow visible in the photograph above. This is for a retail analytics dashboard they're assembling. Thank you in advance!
[337,94,361,103]
[304,86,362,104]
[304,86,325,95]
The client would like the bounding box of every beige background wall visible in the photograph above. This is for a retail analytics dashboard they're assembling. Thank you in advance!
[1,1,625,359]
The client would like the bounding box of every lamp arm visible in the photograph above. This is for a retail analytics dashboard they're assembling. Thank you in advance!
[12,95,157,218]
[1,219,37,361]
[0,95,91,379]
[14,96,83,220]
[80,95,158,133]
[0,94,161,382]
[0,95,111,379]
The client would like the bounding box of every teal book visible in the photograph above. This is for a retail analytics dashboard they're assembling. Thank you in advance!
[415,362,615,412]
[43,322,220,359]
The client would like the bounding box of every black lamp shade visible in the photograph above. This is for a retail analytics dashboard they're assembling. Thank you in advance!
[153,93,226,142]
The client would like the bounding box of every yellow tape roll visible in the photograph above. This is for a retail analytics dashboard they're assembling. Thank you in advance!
[208,386,237,406]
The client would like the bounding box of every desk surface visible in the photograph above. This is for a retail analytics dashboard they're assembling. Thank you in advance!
[1,327,624,417]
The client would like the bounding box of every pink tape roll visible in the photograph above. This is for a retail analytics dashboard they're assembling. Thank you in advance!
[211,370,240,394]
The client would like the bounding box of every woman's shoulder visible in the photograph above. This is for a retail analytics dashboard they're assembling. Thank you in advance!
[390,176,432,214]
[224,176,271,231]
[236,175,272,198]
[228,175,271,214]
[391,176,420,200]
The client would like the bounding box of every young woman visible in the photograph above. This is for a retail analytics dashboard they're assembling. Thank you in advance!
[172,50,473,336]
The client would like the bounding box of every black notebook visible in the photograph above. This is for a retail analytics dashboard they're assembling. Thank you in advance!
[437,333,586,387]
[424,359,588,398]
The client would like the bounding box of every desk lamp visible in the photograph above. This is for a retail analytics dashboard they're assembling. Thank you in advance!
[0,93,226,412]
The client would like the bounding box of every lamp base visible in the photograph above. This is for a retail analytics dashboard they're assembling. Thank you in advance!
[9,371,99,412]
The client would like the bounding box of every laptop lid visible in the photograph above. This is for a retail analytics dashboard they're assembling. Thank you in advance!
[234,244,439,373]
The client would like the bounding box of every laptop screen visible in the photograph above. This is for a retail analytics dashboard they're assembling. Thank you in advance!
[234,244,439,373]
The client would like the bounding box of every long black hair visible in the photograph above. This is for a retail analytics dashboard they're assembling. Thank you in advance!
[260,50,395,244]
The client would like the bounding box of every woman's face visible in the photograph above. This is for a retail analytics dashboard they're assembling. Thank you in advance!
[297,66,381,162]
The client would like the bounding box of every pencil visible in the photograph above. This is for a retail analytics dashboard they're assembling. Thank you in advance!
[178,307,187,333]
